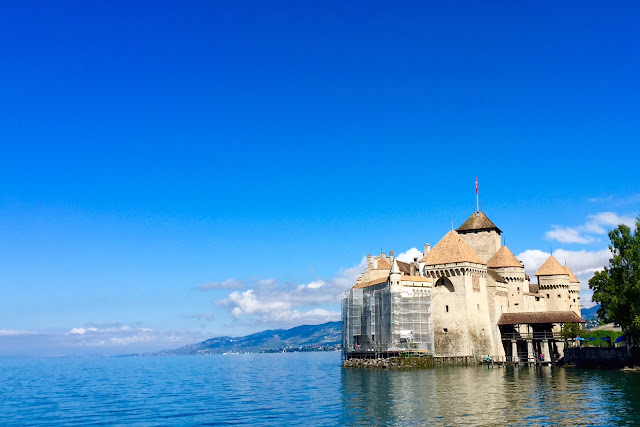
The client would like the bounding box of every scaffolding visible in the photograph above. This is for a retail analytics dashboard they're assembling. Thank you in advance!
[342,283,433,358]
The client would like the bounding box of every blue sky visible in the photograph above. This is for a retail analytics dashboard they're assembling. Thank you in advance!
[1,1,639,356]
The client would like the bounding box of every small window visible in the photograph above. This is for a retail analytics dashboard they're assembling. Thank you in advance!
[573,299,576,303]
[535,297,540,301]
[514,303,519,306]
[517,287,520,292]
[547,294,550,298]
[445,305,449,313]
[558,294,561,298]
[443,328,448,333]
[477,304,480,311]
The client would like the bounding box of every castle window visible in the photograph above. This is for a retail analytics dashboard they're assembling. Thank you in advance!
[558,294,561,298]
[536,297,540,301]
[443,328,448,333]
[445,305,449,313]
[436,277,454,292]
[517,287,520,292]
[547,294,550,298]
[573,299,576,303]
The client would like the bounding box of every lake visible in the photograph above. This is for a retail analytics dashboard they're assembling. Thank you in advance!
[1,352,639,425]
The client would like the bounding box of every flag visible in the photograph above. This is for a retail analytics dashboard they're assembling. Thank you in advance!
[475,177,478,195]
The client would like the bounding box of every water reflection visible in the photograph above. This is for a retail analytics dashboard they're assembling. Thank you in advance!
[340,365,640,426]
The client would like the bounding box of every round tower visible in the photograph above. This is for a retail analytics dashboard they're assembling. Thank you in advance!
[535,255,570,311]
[564,265,581,317]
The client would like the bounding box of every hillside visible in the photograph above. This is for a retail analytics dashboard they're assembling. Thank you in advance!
[582,304,600,320]
[155,321,342,355]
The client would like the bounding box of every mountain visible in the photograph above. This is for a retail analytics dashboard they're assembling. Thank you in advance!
[582,304,601,328]
[155,321,342,355]
[582,304,600,320]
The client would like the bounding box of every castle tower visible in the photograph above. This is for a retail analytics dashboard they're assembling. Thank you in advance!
[456,212,502,263]
[564,265,581,317]
[487,245,526,310]
[535,255,570,311]
[390,259,401,286]
[420,230,495,357]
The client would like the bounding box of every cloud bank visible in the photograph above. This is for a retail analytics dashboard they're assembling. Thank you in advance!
[215,257,368,328]
[0,324,207,357]
[545,211,636,244]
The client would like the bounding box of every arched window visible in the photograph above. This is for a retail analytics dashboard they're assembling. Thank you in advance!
[435,277,454,292]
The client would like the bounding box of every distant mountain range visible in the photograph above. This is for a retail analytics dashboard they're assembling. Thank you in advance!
[154,321,342,356]
[582,304,601,328]
[582,304,600,320]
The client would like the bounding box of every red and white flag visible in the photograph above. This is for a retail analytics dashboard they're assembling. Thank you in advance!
[475,177,478,195]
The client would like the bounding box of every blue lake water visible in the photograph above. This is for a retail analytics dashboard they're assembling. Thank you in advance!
[1,352,639,426]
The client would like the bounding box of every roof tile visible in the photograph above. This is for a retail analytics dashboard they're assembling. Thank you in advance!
[420,230,486,266]
[534,255,568,276]
[487,246,523,268]
[456,212,502,234]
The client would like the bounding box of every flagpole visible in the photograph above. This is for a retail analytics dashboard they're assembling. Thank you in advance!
[475,177,479,213]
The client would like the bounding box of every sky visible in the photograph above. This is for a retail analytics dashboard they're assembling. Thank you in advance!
[1,1,639,356]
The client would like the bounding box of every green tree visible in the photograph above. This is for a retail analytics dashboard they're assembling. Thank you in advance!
[561,322,581,340]
[589,217,640,340]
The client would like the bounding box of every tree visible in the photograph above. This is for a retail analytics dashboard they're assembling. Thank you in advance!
[589,217,640,341]
[561,322,581,340]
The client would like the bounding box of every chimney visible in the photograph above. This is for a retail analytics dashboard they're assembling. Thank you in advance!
[367,254,372,266]
[423,243,430,257]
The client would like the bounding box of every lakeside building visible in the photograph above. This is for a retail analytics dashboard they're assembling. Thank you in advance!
[342,209,585,362]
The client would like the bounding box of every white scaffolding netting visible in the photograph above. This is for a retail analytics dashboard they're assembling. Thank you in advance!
[342,283,433,355]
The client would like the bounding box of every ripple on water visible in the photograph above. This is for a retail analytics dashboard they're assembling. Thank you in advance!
[1,355,640,425]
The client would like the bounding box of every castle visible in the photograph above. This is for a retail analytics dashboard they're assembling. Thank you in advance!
[341,209,585,362]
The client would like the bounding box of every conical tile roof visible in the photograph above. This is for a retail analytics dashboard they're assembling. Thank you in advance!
[419,230,486,266]
[534,255,567,276]
[456,211,502,234]
[487,246,523,268]
[564,265,580,283]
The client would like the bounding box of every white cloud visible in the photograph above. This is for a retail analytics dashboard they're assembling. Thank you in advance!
[68,327,98,335]
[187,313,216,321]
[0,329,35,336]
[0,323,210,357]
[260,308,340,324]
[545,211,637,244]
[215,256,368,327]
[589,194,640,206]
[222,290,291,319]
[198,278,245,291]
[545,226,594,244]
[109,335,153,346]
[297,280,325,290]
[396,247,423,263]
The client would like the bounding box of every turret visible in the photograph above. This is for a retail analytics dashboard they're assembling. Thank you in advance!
[535,255,570,311]
[456,212,502,262]
[390,259,401,286]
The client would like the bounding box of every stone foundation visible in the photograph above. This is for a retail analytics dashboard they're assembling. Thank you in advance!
[433,356,479,366]
[342,355,434,369]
